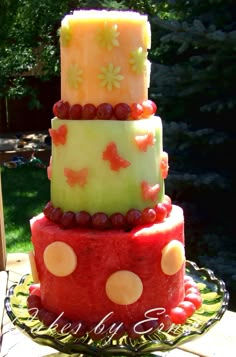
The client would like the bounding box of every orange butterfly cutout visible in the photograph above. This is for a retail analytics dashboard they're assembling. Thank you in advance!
[160,151,169,179]
[49,124,67,146]
[134,132,155,152]
[103,142,131,171]
[64,167,88,187]
[141,181,160,202]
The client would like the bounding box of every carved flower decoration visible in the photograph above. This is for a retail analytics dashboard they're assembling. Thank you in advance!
[60,24,72,47]
[129,47,147,74]
[98,63,124,91]
[67,64,83,89]
[96,22,120,51]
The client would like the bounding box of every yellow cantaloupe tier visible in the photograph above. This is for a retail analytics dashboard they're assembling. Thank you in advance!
[60,10,151,106]
[50,117,164,215]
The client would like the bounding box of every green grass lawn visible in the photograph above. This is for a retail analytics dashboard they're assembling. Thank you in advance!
[1,165,50,253]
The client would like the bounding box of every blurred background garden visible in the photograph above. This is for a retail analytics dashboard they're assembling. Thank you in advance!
[0,0,235,311]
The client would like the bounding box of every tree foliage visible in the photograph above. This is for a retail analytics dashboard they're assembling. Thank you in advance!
[0,0,159,100]
[150,1,236,304]
[0,0,84,98]
[150,0,236,130]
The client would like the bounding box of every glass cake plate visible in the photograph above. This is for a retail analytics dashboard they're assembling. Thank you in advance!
[5,261,229,356]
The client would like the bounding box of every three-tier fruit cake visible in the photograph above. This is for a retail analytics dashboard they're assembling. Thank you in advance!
[27,9,202,339]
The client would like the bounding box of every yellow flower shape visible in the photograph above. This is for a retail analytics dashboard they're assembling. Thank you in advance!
[96,22,120,51]
[98,63,124,91]
[67,64,83,89]
[129,47,147,74]
[59,24,72,47]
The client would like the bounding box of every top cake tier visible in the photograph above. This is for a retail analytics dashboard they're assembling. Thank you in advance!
[60,10,151,106]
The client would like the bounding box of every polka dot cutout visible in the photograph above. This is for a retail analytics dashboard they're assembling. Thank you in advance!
[105,270,143,305]
[161,240,185,275]
[43,241,77,277]
[29,251,40,283]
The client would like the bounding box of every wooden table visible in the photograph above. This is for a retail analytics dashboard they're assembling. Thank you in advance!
[1,253,236,357]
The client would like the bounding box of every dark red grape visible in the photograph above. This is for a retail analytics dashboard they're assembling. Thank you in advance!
[110,212,126,229]
[96,103,113,119]
[113,103,130,120]
[125,209,142,227]
[82,103,97,119]
[69,104,82,119]
[60,211,75,229]
[75,211,91,227]
[91,212,110,230]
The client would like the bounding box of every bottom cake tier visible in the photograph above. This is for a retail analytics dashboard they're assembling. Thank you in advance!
[29,205,189,334]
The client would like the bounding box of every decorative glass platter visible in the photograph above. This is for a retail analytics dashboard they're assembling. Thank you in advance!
[5,261,229,356]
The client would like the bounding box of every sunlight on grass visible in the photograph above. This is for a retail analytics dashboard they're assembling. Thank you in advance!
[5,225,33,253]
[15,191,39,198]
[1,165,50,253]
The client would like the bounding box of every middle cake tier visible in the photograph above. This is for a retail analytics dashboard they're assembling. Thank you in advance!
[49,117,165,215]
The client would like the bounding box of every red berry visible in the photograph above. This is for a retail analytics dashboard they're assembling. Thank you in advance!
[125,209,142,227]
[184,293,202,310]
[164,194,172,203]
[141,100,155,117]
[125,323,141,339]
[107,322,126,340]
[91,212,110,230]
[38,309,57,327]
[96,103,113,119]
[150,100,157,114]
[184,280,198,291]
[75,211,91,227]
[135,320,158,335]
[163,195,172,216]
[53,100,70,119]
[178,301,196,318]
[29,283,40,294]
[55,316,71,333]
[70,320,88,338]
[82,103,97,119]
[185,287,201,296]
[69,104,82,119]
[88,322,107,340]
[60,211,75,229]
[154,203,167,222]
[113,103,131,120]
[29,284,41,297]
[27,294,42,311]
[157,314,172,331]
[43,201,53,218]
[110,212,126,229]
[184,275,194,284]
[141,207,157,224]
[50,207,63,223]
[170,306,187,325]
[130,103,143,119]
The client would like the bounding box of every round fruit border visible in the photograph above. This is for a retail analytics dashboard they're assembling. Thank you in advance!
[4,261,229,356]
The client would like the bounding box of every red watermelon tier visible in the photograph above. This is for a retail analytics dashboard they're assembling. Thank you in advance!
[29,205,185,331]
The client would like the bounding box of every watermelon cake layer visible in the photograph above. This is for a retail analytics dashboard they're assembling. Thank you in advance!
[49,117,165,215]
[30,205,185,327]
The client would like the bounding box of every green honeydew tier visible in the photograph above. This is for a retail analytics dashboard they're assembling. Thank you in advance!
[49,116,164,215]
